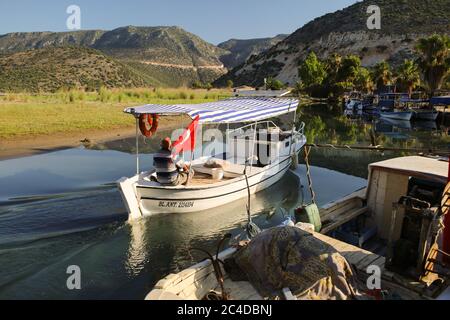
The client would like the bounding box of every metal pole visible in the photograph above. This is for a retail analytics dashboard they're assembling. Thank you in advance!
[250,121,258,173]
[185,124,198,186]
[135,116,140,175]
[289,106,296,156]
[226,123,229,157]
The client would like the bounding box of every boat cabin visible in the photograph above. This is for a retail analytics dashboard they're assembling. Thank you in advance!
[319,156,449,296]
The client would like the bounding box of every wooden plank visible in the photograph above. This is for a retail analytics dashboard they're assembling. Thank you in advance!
[369,256,386,269]
[313,233,341,248]
[330,240,354,253]
[321,207,368,234]
[356,253,382,271]
[320,188,366,213]
[344,250,372,267]
[313,232,376,270]
[321,199,361,221]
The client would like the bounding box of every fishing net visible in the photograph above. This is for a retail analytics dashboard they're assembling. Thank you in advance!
[227,226,362,300]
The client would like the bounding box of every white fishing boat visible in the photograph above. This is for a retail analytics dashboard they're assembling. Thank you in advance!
[345,99,363,111]
[117,97,306,221]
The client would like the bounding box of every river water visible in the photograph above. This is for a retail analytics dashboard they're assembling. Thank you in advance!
[0,103,448,299]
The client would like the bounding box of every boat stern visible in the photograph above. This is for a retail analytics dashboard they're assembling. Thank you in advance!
[117,175,143,221]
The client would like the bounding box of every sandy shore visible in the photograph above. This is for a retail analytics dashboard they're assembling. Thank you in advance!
[0,126,137,160]
[0,116,189,161]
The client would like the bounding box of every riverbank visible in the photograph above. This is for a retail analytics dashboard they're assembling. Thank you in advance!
[0,116,190,160]
[0,88,229,160]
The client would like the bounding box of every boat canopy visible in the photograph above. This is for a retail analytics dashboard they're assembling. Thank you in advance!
[369,156,448,184]
[431,96,450,106]
[399,98,429,103]
[124,97,298,123]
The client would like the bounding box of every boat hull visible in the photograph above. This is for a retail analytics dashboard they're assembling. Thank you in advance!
[118,134,306,219]
[379,111,413,121]
[137,156,292,215]
[413,110,439,121]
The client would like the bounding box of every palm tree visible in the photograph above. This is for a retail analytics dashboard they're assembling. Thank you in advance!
[416,34,450,98]
[372,61,393,90]
[396,59,420,97]
[325,53,342,83]
[354,67,374,93]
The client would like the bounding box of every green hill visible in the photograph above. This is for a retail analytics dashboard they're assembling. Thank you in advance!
[0,30,105,53]
[0,47,155,92]
[217,0,450,87]
[0,26,228,90]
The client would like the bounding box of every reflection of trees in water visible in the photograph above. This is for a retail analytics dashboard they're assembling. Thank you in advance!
[299,103,367,146]
[298,103,449,150]
[297,103,450,177]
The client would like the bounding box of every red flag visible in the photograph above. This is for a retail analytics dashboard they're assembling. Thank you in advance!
[172,115,200,155]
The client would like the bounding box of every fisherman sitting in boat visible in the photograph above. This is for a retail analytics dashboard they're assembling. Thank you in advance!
[153,137,192,186]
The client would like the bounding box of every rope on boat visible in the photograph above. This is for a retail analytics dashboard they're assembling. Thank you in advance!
[303,146,316,205]
[305,143,450,155]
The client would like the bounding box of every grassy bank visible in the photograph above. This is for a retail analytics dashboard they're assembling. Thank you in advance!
[0,88,231,139]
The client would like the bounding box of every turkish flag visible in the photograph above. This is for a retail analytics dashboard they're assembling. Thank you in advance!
[172,115,200,155]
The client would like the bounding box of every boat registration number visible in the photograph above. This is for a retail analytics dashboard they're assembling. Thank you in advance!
[158,201,194,208]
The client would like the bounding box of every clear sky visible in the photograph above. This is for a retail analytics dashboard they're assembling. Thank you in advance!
[0,0,358,44]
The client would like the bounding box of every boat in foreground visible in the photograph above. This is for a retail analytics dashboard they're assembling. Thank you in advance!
[147,156,450,300]
[117,97,306,220]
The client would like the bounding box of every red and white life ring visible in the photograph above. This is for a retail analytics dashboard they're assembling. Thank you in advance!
[139,114,159,137]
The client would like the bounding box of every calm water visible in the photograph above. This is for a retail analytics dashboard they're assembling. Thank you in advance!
[0,103,447,299]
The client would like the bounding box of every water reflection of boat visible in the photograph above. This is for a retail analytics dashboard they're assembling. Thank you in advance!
[126,171,301,275]
[147,156,450,300]
[412,120,438,131]
[413,109,439,121]
[377,118,412,130]
[379,110,413,121]
[117,97,306,220]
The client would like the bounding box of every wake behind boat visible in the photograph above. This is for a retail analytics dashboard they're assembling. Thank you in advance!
[117,97,306,221]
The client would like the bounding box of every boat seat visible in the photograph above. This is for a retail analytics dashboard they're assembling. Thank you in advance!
[192,158,247,178]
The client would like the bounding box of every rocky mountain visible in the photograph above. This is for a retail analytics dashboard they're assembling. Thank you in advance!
[0,47,154,92]
[0,26,229,89]
[216,0,450,87]
[217,34,287,69]
[0,30,105,53]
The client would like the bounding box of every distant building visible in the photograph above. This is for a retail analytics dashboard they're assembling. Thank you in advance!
[233,89,292,98]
